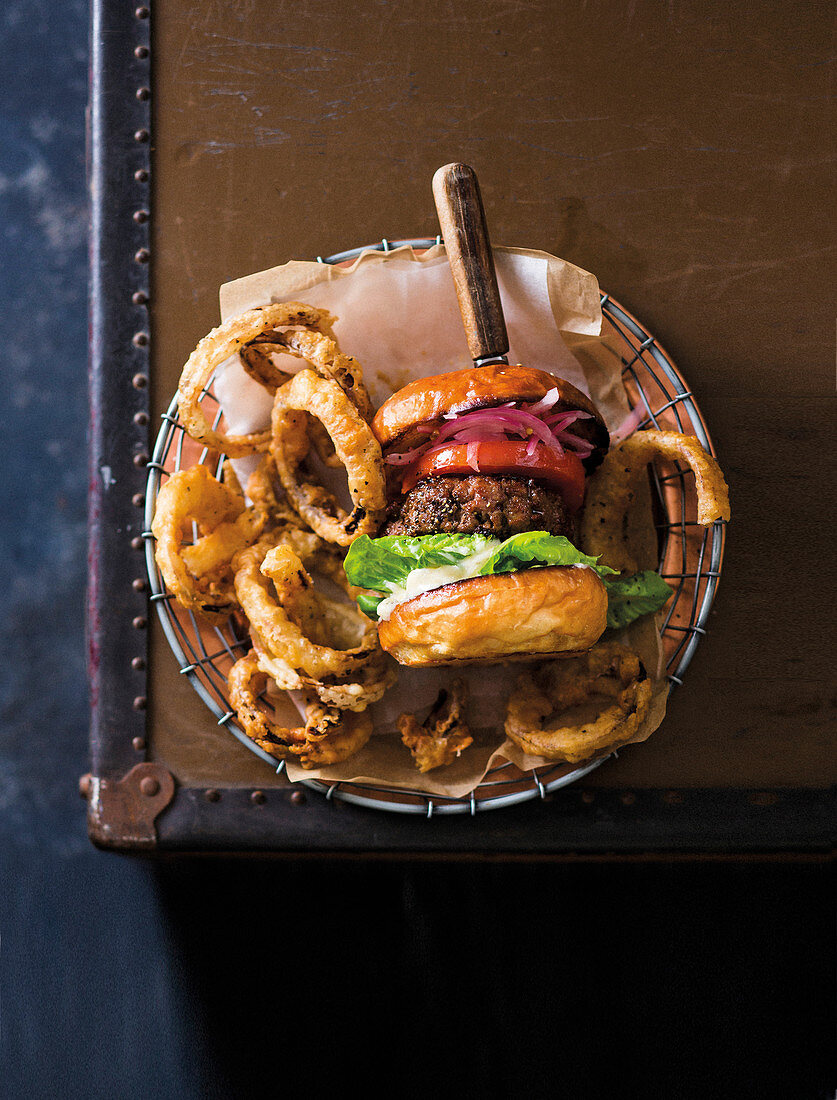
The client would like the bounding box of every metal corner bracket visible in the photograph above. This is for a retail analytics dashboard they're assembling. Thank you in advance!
[80,762,175,850]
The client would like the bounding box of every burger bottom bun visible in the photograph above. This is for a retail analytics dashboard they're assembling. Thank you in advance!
[377,566,609,667]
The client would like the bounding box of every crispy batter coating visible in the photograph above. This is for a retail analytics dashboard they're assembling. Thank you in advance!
[227,652,373,769]
[177,302,327,456]
[167,304,395,768]
[233,539,378,682]
[505,642,652,763]
[230,531,395,712]
[398,679,473,772]
[271,369,387,546]
[238,339,297,393]
[580,429,730,573]
[252,633,395,712]
[152,465,264,623]
[261,324,374,423]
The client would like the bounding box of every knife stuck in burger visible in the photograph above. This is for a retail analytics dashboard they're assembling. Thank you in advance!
[343,163,686,667]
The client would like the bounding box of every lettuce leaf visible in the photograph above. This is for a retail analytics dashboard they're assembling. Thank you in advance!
[356,590,386,619]
[475,532,617,578]
[344,533,495,591]
[603,570,673,631]
[344,531,671,631]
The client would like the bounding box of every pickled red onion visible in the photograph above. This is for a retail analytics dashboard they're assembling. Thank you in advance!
[610,403,645,445]
[524,387,561,416]
[385,442,433,465]
[384,399,597,468]
[556,430,595,453]
[544,410,592,432]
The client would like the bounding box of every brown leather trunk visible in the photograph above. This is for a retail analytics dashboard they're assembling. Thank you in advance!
[85,0,834,853]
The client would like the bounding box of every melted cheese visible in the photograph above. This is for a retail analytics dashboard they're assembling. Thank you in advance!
[376,543,500,621]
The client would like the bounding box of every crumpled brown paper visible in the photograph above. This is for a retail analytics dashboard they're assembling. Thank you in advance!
[213,244,668,796]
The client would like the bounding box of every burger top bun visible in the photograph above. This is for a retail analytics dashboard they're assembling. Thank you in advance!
[371,363,609,462]
[377,564,608,668]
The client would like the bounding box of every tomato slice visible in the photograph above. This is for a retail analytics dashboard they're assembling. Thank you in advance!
[401,441,586,512]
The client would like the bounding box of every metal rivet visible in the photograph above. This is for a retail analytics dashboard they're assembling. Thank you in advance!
[132,373,148,389]
[136,87,150,101]
[581,791,595,804]
[132,695,146,711]
[133,452,148,467]
[131,536,143,551]
[79,774,92,799]
[134,168,149,183]
[134,129,150,144]
[620,792,636,805]
[205,788,221,803]
[139,776,159,797]
[134,45,149,59]
[132,616,147,629]
[133,410,148,424]
[132,578,146,592]
[132,736,146,751]
[251,790,266,806]
[133,209,150,224]
[134,248,150,264]
[132,492,144,507]
[132,290,148,305]
[290,790,306,805]
[131,655,145,669]
[132,331,149,347]
[135,5,150,17]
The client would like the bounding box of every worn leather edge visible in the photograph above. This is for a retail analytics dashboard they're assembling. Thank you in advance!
[152,785,836,855]
[87,0,153,799]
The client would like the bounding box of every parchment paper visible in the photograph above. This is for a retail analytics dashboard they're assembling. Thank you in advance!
[215,245,667,796]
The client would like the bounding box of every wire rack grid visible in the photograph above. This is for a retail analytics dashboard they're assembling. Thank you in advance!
[144,237,726,816]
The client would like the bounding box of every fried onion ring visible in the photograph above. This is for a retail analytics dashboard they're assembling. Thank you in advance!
[152,465,265,623]
[307,415,343,468]
[238,342,294,393]
[252,634,395,711]
[397,678,473,772]
[230,527,394,710]
[177,302,326,456]
[228,651,373,769]
[233,540,379,682]
[504,642,653,763]
[580,429,730,572]
[263,324,374,422]
[246,455,310,530]
[179,509,264,581]
[270,370,386,545]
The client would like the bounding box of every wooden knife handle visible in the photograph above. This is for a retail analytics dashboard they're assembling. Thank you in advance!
[432,162,509,364]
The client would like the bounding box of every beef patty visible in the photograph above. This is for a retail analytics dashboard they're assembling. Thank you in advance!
[381,475,575,540]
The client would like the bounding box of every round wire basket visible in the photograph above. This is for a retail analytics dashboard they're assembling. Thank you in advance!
[144,238,726,816]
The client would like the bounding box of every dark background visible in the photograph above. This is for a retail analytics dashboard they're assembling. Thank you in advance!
[0,2,833,1098]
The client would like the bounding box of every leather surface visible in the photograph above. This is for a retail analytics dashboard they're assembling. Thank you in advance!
[149,0,834,789]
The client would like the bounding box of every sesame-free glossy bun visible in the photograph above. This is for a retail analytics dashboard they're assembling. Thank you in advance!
[371,364,608,462]
[377,565,608,667]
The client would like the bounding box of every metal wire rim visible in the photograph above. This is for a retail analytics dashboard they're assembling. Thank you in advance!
[145,236,726,815]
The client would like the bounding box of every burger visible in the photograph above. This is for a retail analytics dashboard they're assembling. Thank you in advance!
[343,363,671,667]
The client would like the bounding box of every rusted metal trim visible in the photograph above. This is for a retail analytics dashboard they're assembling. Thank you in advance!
[82,762,175,850]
